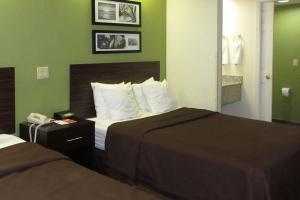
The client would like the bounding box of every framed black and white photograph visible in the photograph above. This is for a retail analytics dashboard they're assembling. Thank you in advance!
[92,0,141,26]
[92,30,141,53]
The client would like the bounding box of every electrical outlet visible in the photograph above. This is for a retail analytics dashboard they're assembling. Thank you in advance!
[292,59,298,67]
[37,66,49,80]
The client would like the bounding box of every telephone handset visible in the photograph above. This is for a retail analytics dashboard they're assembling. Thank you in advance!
[27,113,51,125]
[27,113,52,143]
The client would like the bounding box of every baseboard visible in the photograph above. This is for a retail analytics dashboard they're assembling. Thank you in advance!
[272,119,300,126]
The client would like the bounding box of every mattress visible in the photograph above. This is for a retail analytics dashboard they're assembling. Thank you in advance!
[0,134,25,149]
[89,112,155,150]
[88,118,113,150]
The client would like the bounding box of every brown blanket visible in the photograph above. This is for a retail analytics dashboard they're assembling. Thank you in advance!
[0,142,68,177]
[0,143,168,200]
[106,108,300,200]
[106,108,214,179]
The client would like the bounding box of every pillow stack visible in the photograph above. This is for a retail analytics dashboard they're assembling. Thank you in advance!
[138,78,177,114]
[91,82,139,121]
[91,77,177,121]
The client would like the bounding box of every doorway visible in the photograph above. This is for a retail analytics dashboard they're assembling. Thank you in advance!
[259,0,300,123]
[221,0,261,120]
[222,0,300,121]
[271,1,300,124]
[220,0,299,123]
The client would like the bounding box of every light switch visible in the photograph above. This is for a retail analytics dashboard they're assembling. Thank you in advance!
[292,59,298,67]
[37,66,49,80]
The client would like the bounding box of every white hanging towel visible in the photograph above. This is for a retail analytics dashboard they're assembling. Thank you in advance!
[231,35,243,65]
[222,36,229,65]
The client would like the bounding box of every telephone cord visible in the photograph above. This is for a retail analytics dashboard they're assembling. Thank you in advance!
[29,123,35,143]
[33,123,46,143]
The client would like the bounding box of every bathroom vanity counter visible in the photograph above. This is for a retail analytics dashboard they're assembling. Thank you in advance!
[222,75,243,105]
[222,75,243,87]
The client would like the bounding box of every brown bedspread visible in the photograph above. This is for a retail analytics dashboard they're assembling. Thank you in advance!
[0,143,168,200]
[106,108,300,200]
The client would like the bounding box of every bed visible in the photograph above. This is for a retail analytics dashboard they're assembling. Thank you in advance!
[70,62,300,200]
[0,64,168,200]
[0,134,169,200]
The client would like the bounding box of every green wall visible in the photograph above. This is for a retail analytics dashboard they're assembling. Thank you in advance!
[0,0,166,134]
[273,4,300,123]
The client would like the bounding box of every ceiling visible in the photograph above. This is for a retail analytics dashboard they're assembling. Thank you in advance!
[275,0,300,5]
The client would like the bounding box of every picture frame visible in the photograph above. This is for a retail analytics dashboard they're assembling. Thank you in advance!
[92,0,141,27]
[92,30,141,54]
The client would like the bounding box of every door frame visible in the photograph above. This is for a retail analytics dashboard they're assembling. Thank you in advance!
[217,0,223,112]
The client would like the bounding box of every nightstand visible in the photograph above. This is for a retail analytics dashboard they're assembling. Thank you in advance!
[19,118,95,169]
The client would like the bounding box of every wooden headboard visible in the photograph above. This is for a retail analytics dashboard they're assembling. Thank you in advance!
[0,67,15,134]
[70,61,160,118]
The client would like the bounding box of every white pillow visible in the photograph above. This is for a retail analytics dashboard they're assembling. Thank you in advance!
[91,82,124,120]
[142,79,177,114]
[132,77,154,112]
[100,83,140,121]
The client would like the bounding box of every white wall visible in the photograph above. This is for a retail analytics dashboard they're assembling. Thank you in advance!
[167,0,220,111]
[221,0,259,119]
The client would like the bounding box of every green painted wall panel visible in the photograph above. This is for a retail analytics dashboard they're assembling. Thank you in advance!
[0,0,166,134]
[273,5,300,122]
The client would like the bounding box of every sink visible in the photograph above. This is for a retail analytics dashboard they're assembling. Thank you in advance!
[222,76,243,105]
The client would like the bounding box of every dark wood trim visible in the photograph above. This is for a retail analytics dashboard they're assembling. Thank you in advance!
[0,67,15,134]
[70,61,160,118]
[272,119,300,126]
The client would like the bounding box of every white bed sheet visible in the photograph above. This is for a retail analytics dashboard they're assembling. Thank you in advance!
[0,134,25,149]
[89,112,155,150]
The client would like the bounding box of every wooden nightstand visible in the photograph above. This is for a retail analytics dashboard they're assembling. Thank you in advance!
[19,118,95,169]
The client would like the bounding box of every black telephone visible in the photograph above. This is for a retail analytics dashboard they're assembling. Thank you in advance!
[53,111,75,120]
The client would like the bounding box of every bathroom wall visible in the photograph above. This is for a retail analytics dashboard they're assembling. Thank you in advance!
[221,0,259,119]
[273,4,300,123]
[167,0,220,111]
